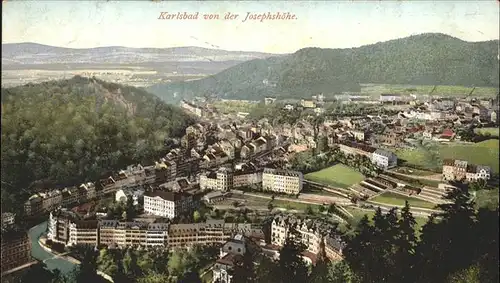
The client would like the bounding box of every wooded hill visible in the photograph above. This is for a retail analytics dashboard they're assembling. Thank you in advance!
[147,33,499,103]
[1,76,195,213]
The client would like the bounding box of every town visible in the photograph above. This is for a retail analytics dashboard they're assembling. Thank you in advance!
[2,89,498,283]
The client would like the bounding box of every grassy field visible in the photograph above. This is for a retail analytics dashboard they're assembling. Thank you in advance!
[305,164,365,188]
[360,84,498,97]
[439,140,499,173]
[396,139,500,174]
[370,192,437,209]
[474,127,500,137]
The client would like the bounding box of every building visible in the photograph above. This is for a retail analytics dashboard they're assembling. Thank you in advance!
[98,220,120,247]
[154,160,177,184]
[216,168,234,191]
[325,235,344,261]
[199,167,258,191]
[180,99,203,117]
[199,171,218,191]
[68,220,99,247]
[262,168,303,195]
[24,195,43,216]
[441,159,490,182]
[300,99,316,108]
[61,187,80,207]
[337,142,376,158]
[1,213,15,229]
[377,130,404,147]
[1,229,32,273]
[233,170,262,189]
[47,209,80,245]
[203,191,228,204]
[465,165,491,182]
[168,221,253,249]
[271,214,343,261]
[264,97,276,105]
[371,149,398,169]
[146,222,170,248]
[380,93,407,103]
[115,188,145,206]
[143,190,194,219]
[213,234,260,283]
[39,190,63,212]
[80,182,97,200]
[349,130,365,142]
[47,217,255,250]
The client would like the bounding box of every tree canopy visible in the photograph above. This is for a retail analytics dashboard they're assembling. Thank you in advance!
[1,76,195,213]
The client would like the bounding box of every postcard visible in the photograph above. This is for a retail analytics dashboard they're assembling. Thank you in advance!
[1,1,499,283]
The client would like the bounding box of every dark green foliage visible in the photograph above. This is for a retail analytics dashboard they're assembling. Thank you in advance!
[308,240,330,283]
[0,262,66,283]
[231,247,256,283]
[277,225,309,283]
[342,188,498,283]
[1,76,194,213]
[148,33,499,103]
[254,255,279,283]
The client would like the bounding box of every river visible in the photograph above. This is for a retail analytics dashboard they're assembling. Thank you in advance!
[28,221,77,274]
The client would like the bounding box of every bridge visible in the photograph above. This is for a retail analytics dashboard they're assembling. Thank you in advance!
[42,251,73,264]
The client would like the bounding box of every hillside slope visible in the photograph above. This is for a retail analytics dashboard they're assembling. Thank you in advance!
[1,76,194,212]
[147,33,499,103]
[1,42,277,65]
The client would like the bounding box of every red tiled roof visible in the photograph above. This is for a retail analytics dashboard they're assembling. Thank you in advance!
[441,129,455,137]
[216,253,243,266]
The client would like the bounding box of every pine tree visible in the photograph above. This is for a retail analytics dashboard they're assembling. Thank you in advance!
[254,255,279,283]
[342,214,375,282]
[278,224,309,283]
[369,207,390,282]
[308,238,331,283]
[475,207,499,283]
[231,245,256,283]
[394,201,417,282]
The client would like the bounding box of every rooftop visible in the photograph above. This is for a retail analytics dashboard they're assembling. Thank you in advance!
[144,190,192,202]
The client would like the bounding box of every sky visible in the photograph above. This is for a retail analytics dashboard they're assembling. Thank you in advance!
[2,1,499,54]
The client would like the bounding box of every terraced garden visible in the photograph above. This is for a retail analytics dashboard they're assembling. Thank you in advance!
[370,192,437,209]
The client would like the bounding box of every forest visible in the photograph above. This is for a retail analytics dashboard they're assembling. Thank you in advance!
[1,76,195,214]
[148,33,499,103]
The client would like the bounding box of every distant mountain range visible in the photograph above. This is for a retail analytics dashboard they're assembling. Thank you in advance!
[146,33,499,104]
[1,43,277,65]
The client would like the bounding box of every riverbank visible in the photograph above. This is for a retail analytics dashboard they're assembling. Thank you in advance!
[28,222,77,274]
[37,236,114,282]
[38,237,80,265]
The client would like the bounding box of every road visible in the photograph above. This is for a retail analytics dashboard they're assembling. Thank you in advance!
[303,180,353,195]
[28,222,77,274]
[242,192,351,206]
[362,200,442,217]
[387,170,443,182]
